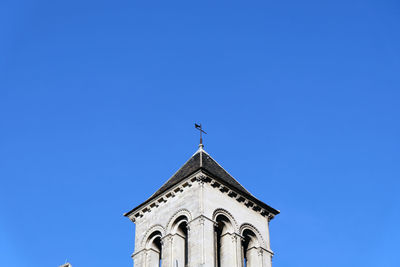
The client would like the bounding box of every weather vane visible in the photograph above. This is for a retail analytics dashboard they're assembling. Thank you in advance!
[194,123,207,147]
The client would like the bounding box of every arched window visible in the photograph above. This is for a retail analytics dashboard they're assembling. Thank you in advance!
[171,215,189,267]
[241,229,261,267]
[214,214,235,267]
[146,231,162,267]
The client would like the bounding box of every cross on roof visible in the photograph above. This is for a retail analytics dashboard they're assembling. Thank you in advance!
[194,123,207,147]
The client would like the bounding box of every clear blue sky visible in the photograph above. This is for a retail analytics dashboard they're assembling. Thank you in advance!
[1,1,399,266]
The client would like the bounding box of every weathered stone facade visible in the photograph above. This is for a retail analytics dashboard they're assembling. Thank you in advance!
[125,146,279,267]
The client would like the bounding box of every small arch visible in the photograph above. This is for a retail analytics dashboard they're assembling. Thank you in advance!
[141,224,165,249]
[166,209,192,234]
[169,215,189,267]
[242,229,260,250]
[144,230,163,267]
[240,224,264,267]
[170,215,189,235]
[239,223,265,248]
[212,208,239,233]
[145,230,162,250]
[213,209,238,267]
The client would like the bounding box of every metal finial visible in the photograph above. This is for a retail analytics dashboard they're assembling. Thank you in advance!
[194,123,207,148]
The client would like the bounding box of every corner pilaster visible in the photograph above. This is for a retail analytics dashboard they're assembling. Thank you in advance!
[187,215,215,267]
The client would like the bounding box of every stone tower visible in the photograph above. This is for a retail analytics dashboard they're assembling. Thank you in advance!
[124,145,279,267]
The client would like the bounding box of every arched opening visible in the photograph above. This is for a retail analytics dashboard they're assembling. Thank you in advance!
[146,231,163,267]
[171,215,189,267]
[214,214,235,267]
[241,229,260,267]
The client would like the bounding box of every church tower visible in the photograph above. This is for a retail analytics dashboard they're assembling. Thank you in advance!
[124,145,279,267]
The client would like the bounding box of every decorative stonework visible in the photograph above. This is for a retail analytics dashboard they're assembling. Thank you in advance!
[128,171,276,223]
[125,147,278,267]
[166,208,193,233]
[140,224,165,249]
[212,208,239,232]
[196,173,208,184]
[239,223,266,248]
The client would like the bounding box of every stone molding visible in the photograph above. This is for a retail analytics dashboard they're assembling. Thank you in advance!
[128,171,276,223]
[246,246,274,256]
[166,208,192,234]
[188,214,215,226]
[127,171,201,222]
[140,224,165,249]
[131,247,161,258]
[239,223,266,248]
[212,208,239,232]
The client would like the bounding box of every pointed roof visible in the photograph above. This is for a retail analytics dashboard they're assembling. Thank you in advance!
[151,147,253,198]
[124,147,279,217]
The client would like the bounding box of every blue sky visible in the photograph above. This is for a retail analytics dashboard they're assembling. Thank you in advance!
[1,1,399,266]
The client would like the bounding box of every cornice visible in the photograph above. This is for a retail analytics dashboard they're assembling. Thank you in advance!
[126,171,202,222]
[126,171,277,223]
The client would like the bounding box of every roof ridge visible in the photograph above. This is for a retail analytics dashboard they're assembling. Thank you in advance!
[147,149,200,199]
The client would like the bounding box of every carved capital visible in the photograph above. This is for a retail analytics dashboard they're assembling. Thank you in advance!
[231,234,237,243]
[167,235,173,243]
[199,217,205,225]
[258,247,264,256]
[235,233,245,242]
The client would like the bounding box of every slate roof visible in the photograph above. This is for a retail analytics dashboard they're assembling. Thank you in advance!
[124,148,279,217]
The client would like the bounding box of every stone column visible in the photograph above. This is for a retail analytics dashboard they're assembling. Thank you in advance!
[171,233,186,267]
[234,234,244,267]
[246,247,262,267]
[161,235,173,267]
[262,248,274,267]
[187,216,215,267]
[132,250,145,267]
[147,249,161,267]
[186,174,216,267]
[263,215,274,267]
[220,233,239,267]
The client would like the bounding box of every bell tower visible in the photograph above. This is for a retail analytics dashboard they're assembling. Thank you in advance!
[124,146,279,267]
